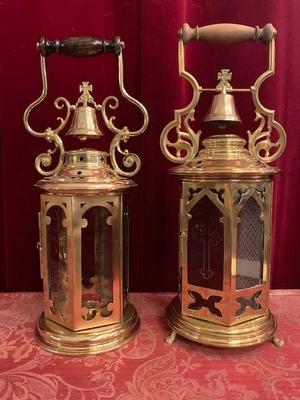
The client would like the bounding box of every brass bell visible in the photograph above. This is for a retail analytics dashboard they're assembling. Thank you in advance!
[66,81,102,141]
[67,105,102,141]
[203,92,242,129]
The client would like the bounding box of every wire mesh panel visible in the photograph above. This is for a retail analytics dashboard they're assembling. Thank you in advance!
[236,197,264,290]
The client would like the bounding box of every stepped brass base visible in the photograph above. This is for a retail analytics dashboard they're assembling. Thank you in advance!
[36,302,140,355]
[165,296,279,348]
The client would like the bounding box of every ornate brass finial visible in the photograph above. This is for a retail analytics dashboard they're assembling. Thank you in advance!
[78,82,94,106]
[216,69,232,92]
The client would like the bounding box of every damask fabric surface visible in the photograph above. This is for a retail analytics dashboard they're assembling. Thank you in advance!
[0,292,299,399]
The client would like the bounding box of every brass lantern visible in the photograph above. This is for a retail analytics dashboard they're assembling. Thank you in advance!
[24,36,148,354]
[160,23,286,348]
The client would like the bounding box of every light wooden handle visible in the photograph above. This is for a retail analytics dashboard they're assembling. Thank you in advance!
[179,23,277,45]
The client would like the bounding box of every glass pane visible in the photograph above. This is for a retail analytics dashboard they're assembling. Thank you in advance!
[81,206,113,320]
[188,195,224,290]
[236,197,263,289]
[123,201,129,300]
[46,205,68,318]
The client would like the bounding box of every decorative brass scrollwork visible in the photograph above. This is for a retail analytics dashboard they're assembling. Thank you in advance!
[24,49,148,178]
[161,25,286,167]
[160,40,201,164]
[23,55,71,176]
[102,52,149,177]
[248,40,286,163]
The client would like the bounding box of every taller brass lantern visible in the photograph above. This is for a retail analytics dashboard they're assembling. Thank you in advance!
[160,23,286,348]
[24,36,148,354]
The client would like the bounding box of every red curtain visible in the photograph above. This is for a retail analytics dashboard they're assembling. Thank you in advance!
[0,0,299,292]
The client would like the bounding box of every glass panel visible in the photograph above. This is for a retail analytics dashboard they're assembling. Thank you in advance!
[81,206,113,320]
[236,197,263,289]
[188,195,224,290]
[123,201,129,301]
[46,205,68,318]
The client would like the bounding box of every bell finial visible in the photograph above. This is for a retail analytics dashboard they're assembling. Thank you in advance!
[66,81,102,141]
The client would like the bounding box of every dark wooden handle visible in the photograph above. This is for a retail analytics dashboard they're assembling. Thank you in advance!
[38,36,124,57]
[179,23,277,45]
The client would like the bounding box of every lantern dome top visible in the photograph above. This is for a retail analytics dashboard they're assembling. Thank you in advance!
[170,134,280,179]
[36,148,136,194]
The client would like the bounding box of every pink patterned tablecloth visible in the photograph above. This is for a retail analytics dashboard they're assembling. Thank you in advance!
[0,291,300,399]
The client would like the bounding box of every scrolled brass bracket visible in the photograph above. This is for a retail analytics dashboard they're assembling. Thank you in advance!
[160,40,201,164]
[248,39,287,164]
[101,51,149,177]
[23,55,71,176]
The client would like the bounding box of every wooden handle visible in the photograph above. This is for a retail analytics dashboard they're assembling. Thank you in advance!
[38,36,124,57]
[179,23,277,45]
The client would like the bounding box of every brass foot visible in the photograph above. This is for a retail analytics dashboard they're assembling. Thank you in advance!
[271,336,284,347]
[165,330,177,345]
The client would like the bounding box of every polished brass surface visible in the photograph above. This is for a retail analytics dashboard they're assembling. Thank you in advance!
[204,69,241,128]
[160,22,286,349]
[160,40,200,164]
[203,93,241,128]
[67,106,101,140]
[271,336,285,347]
[36,302,140,355]
[171,134,280,178]
[24,51,148,177]
[166,296,276,348]
[160,28,286,165]
[25,38,148,354]
[67,82,102,140]
[248,39,286,163]
[39,192,124,331]
[36,149,136,195]
[180,178,272,327]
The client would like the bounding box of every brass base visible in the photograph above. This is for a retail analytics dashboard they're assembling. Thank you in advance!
[165,296,277,348]
[35,302,140,355]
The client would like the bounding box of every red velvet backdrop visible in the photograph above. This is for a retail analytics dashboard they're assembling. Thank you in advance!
[0,0,299,292]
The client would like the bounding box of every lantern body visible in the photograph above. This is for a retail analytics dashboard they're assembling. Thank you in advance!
[24,36,149,354]
[181,180,271,326]
[40,195,123,331]
[35,150,139,353]
[161,23,286,348]
[165,135,279,347]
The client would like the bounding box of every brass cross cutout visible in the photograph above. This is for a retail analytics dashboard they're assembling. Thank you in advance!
[195,223,222,279]
[188,290,222,317]
[235,290,262,316]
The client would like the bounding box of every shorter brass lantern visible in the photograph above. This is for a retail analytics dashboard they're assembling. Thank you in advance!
[24,36,148,354]
[161,23,286,348]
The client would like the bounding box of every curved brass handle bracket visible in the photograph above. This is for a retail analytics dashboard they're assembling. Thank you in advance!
[101,51,149,177]
[23,55,72,176]
[160,40,201,164]
[248,40,286,163]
